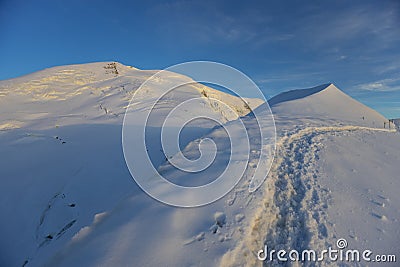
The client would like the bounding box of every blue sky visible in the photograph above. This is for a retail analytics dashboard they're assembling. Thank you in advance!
[1,0,399,117]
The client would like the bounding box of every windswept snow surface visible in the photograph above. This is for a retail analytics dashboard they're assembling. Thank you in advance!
[0,63,399,267]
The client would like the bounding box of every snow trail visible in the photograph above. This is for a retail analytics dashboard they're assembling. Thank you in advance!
[220,125,396,267]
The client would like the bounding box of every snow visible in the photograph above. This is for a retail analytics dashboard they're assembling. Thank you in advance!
[318,131,400,257]
[269,83,388,131]
[0,62,399,267]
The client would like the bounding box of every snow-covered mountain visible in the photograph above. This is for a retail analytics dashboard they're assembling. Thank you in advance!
[269,83,388,130]
[0,62,398,267]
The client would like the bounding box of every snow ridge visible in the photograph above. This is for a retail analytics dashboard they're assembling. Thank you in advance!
[268,83,332,106]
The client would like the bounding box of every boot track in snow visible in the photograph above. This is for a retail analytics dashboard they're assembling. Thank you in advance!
[221,125,395,267]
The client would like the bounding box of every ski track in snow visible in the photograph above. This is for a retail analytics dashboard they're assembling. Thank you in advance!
[221,125,396,267]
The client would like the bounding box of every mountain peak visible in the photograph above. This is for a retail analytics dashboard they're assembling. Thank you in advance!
[269,83,388,128]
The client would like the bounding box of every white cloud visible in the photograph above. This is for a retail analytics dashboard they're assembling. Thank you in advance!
[354,78,400,92]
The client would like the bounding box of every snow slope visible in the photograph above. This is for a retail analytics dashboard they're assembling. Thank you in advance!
[221,85,399,266]
[0,62,265,267]
[0,63,399,267]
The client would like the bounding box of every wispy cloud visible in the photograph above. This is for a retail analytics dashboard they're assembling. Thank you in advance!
[151,1,399,59]
[354,78,400,92]
[257,71,327,84]
[149,1,296,45]
[373,60,400,75]
[301,2,399,48]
